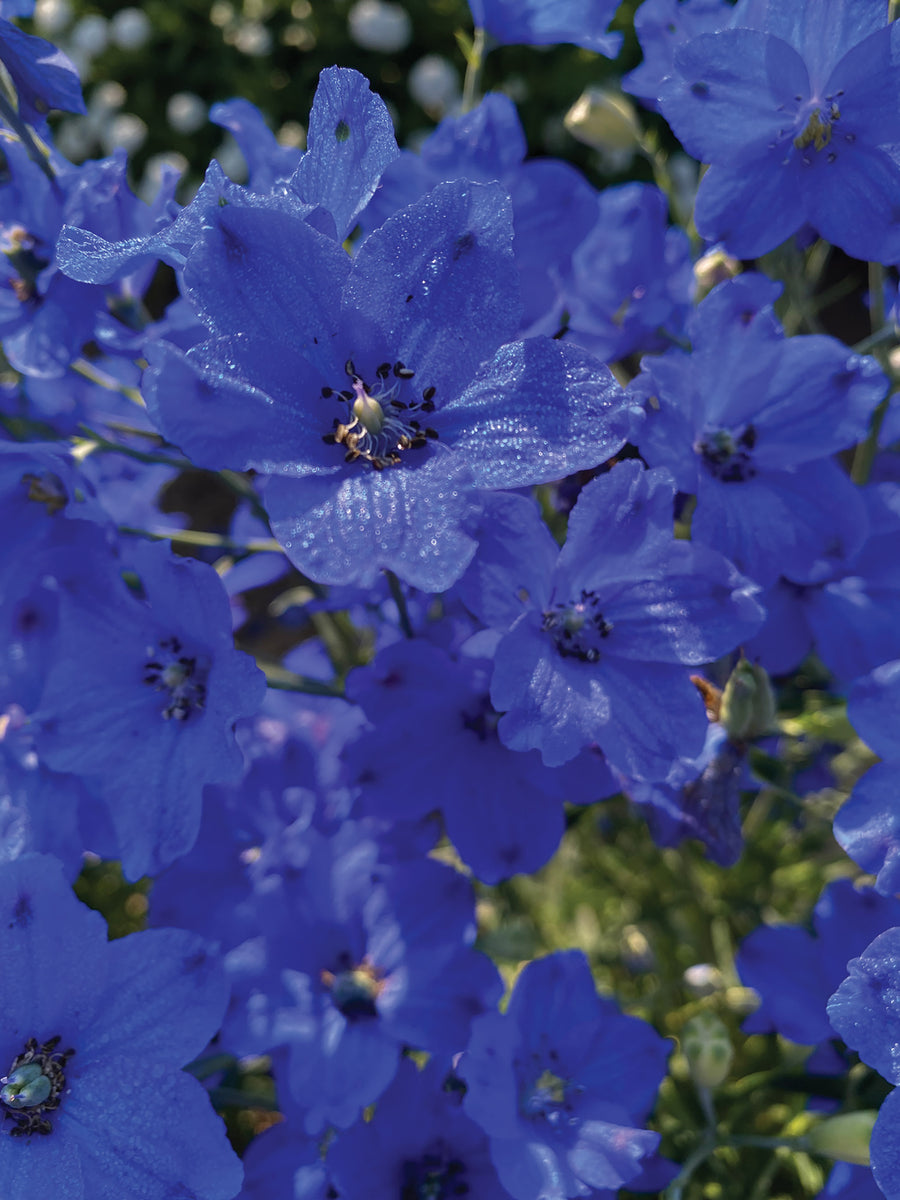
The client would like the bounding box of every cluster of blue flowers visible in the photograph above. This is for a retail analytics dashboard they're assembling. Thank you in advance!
[1,0,900,1196]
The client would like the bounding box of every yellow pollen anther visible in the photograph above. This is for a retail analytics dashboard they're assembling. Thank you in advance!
[794,108,835,153]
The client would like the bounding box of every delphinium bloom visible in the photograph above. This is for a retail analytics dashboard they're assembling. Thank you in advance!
[329,1058,511,1198]
[738,879,900,1051]
[744,482,900,682]
[363,92,598,335]
[344,638,617,883]
[224,820,502,1133]
[632,274,887,584]
[0,134,180,376]
[31,528,265,879]
[0,5,84,128]
[828,928,900,1199]
[657,0,900,260]
[557,182,695,364]
[148,709,322,947]
[618,722,750,867]
[239,1121,332,1200]
[459,949,670,1199]
[833,661,900,896]
[622,0,739,111]
[467,0,623,55]
[56,68,397,283]
[140,175,637,591]
[0,852,242,1199]
[482,459,763,777]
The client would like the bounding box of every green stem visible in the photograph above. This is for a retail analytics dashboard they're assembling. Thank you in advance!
[851,260,894,485]
[724,1134,807,1152]
[183,1052,237,1080]
[75,424,191,468]
[664,1131,717,1200]
[386,569,414,638]
[209,1087,279,1112]
[119,525,282,555]
[260,662,345,699]
[461,26,486,114]
[0,93,59,189]
[854,325,899,355]
[71,358,145,407]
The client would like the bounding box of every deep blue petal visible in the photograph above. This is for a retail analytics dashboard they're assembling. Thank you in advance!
[345,179,521,402]
[264,458,481,591]
[440,338,639,488]
[290,66,398,242]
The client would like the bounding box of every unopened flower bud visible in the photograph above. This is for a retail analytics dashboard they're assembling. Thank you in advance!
[682,1012,733,1089]
[564,87,642,153]
[694,249,741,291]
[807,1111,877,1165]
[720,658,776,742]
[683,963,724,997]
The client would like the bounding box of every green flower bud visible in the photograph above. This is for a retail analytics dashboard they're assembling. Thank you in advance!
[807,1111,877,1166]
[720,658,776,742]
[681,1012,734,1089]
[563,88,642,154]
[1,1063,52,1109]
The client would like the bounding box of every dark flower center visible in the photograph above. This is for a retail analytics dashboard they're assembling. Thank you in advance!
[143,636,208,721]
[321,955,384,1020]
[793,97,841,156]
[542,589,613,663]
[694,424,756,482]
[521,1064,583,1127]
[1,1036,74,1137]
[321,358,439,471]
[401,1148,470,1199]
[461,694,500,742]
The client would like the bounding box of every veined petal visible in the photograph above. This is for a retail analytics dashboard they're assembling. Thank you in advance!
[439,338,639,488]
[693,158,806,257]
[661,29,809,165]
[345,179,521,402]
[290,66,398,242]
[801,143,900,264]
[183,200,348,374]
[265,458,481,591]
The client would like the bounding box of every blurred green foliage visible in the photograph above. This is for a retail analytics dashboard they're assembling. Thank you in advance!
[38,0,650,186]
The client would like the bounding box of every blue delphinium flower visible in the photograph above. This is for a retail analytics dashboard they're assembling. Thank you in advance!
[828,927,900,1200]
[633,274,886,585]
[817,1162,884,1200]
[362,92,598,335]
[744,482,900,682]
[657,0,900,260]
[459,949,670,1199]
[738,879,900,1047]
[224,820,502,1133]
[619,722,750,867]
[142,176,637,591]
[344,638,617,883]
[468,0,623,55]
[485,459,763,776]
[0,852,242,1199]
[0,14,85,127]
[329,1058,510,1198]
[239,1121,331,1200]
[833,660,900,896]
[32,531,265,879]
[623,0,738,111]
[558,182,695,364]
